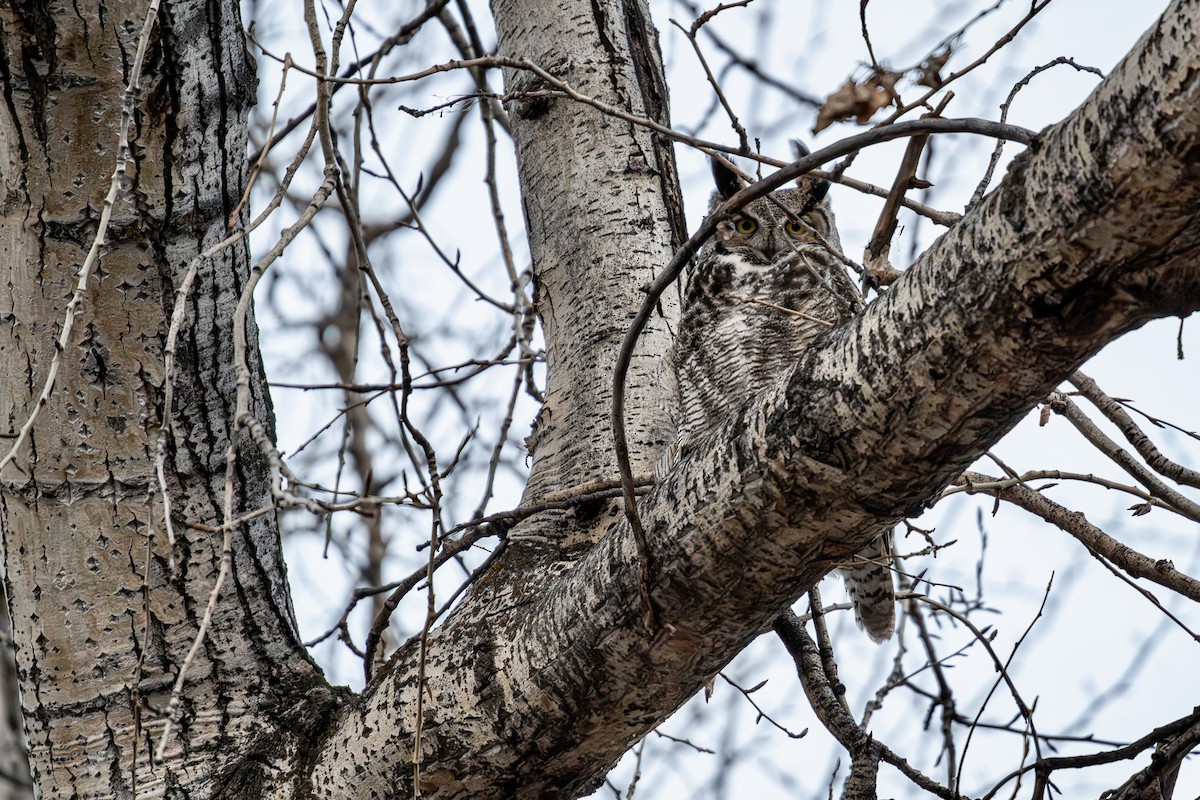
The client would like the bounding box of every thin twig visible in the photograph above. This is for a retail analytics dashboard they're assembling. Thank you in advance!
[718,673,808,740]
[1046,391,1199,520]
[1069,372,1200,489]
[670,17,749,152]
[727,294,836,326]
[945,469,1171,510]
[909,593,1042,788]
[243,0,456,165]
[969,57,1102,207]
[954,574,1052,789]
[774,610,962,799]
[882,0,1057,124]
[863,93,953,288]
[960,471,1200,602]
[980,707,1200,800]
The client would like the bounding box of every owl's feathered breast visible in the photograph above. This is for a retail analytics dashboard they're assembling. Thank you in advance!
[657,155,895,642]
[671,188,858,440]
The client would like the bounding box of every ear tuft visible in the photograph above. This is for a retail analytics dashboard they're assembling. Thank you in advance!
[809,177,830,206]
[711,157,743,201]
[791,139,830,203]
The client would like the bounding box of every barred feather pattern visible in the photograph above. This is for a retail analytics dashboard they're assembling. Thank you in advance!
[659,160,895,642]
[843,530,896,642]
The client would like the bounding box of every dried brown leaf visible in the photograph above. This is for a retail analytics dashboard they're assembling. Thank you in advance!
[814,70,902,132]
[916,48,952,89]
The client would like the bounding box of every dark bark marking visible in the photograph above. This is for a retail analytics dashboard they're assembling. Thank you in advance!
[587,0,622,98]
[0,21,30,167]
[621,0,687,250]
[14,2,55,151]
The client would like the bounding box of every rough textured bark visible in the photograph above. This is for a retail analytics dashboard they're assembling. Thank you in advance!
[0,2,327,796]
[497,0,685,513]
[304,2,1200,799]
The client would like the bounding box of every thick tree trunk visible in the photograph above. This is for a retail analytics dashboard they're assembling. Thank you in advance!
[0,2,326,796]
[306,1,1200,797]
[497,0,686,511]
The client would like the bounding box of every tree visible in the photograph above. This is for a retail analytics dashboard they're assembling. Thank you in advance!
[0,0,1196,798]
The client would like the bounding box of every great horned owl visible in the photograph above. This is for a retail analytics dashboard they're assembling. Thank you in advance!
[663,149,896,642]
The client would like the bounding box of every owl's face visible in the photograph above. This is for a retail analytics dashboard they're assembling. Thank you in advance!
[711,183,841,267]
[684,155,855,315]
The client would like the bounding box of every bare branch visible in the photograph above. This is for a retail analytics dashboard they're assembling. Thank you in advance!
[774,611,962,800]
[960,471,1200,603]
[1069,372,1200,489]
[1047,391,1200,520]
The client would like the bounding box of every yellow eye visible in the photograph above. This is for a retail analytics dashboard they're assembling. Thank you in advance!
[784,219,806,236]
[733,217,757,235]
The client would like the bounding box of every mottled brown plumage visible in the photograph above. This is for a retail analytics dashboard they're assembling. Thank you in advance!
[662,150,895,642]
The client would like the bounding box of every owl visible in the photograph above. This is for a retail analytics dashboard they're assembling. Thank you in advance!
[660,148,896,642]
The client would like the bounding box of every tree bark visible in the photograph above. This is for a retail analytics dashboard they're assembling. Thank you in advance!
[305,1,1200,798]
[0,1,328,796]
[496,0,686,512]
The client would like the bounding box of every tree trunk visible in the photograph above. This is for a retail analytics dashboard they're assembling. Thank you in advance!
[0,2,327,796]
[0,594,30,799]
[496,0,686,511]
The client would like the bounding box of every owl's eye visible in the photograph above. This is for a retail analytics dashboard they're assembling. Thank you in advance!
[733,217,758,235]
[784,219,807,237]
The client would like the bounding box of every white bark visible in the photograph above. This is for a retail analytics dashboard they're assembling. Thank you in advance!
[495,0,685,512]
[0,2,325,797]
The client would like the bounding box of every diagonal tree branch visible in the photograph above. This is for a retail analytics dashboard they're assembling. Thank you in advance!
[960,470,1200,603]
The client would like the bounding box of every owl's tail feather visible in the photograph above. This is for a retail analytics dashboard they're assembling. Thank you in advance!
[840,533,896,643]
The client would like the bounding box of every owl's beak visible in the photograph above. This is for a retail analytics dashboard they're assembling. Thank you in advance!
[761,231,779,260]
